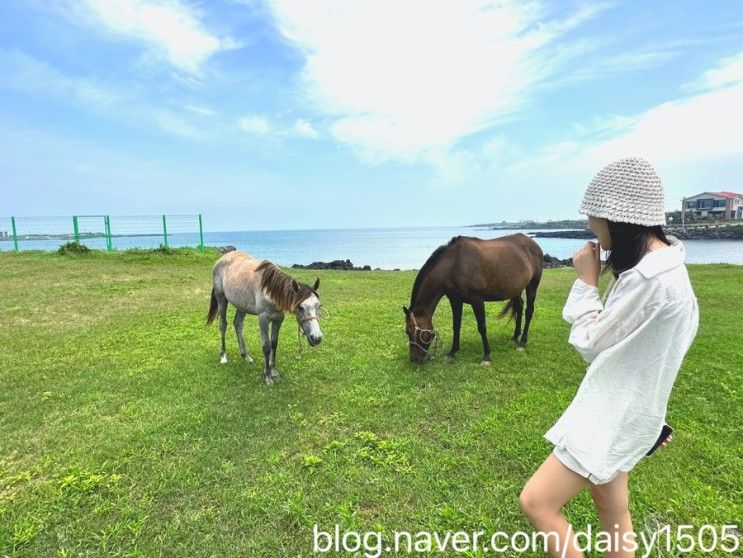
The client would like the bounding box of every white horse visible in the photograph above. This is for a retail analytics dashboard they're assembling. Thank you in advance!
[206,250,322,385]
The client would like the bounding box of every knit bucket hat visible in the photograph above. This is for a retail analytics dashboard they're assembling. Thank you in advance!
[579,157,666,226]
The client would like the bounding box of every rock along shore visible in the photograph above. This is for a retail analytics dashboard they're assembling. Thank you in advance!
[529,226,743,240]
[216,247,574,271]
[292,255,573,271]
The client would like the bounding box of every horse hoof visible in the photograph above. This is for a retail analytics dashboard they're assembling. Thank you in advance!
[244,355,254,364]
[264,376,273,386]
[516,346,526,352]
[270,370,280,379]
[444,355,456,363]
[220,355,228,365]
[480,360,492,366]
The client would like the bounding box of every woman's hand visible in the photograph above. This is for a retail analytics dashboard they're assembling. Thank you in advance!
[572,241,601,287]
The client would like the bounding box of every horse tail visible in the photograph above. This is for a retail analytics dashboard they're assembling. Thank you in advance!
[496,299,516,323]
[206,287,218,327]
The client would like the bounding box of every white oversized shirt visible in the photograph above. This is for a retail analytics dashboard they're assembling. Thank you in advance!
[544,235,700,483]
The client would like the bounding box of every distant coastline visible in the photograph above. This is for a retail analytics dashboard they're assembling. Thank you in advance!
[469,219,588,230]
[469,220,743,240]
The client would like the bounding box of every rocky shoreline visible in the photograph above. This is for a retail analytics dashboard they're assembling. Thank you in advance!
[664,226,743,240]
[530,225,743,240]
[292,254,573,271]
[542,254,573,268]
[218,247,574,271]
[292,259,372,271]
[529,230,595,239]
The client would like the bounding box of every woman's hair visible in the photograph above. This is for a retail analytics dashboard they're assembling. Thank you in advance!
[602,220,671,278]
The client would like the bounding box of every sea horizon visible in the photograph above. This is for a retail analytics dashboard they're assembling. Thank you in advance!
[5,224,741,268]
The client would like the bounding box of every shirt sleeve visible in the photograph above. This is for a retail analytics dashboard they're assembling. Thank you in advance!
[562,272,656,363]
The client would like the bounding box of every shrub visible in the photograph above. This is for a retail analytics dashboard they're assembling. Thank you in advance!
[57,242,90,255]
[151,244,176,255]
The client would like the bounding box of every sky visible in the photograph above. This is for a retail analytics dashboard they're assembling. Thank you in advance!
[1,0,742,231]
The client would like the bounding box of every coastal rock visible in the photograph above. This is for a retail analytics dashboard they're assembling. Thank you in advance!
[667,226,743,240]
[292,259,371,271]
[529,230,596,239]
[542,253,573,269]
[529,225,742,240]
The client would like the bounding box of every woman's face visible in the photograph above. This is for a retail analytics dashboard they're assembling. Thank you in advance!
[588,215,611,250]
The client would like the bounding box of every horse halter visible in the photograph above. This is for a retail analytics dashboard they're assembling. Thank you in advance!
[295,302,328,325]
[294,302,328,356]
[408,312,440,361]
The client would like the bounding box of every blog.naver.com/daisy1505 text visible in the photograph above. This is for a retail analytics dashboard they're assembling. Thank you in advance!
[313,523,741,557]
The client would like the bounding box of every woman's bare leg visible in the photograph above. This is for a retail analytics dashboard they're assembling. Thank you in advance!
[519,453,589,558]
[589,472,635,558]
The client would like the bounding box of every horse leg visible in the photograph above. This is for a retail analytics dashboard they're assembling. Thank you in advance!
[472,300,492,365]
[519,275,541,351]
[510,294,524,343]
[258,314,273,386]
[218,297,229,364]
[233,310,254,364]
[269,314,284,380]
[445,296,463,362]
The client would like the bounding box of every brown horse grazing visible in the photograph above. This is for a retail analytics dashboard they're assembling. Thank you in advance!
[403,234,543,365]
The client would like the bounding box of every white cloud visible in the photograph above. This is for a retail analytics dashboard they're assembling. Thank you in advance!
[549,49,679,88]
[490,54,743,212]
[239,115,271,135]
[420,50,743,214]
[155,111,204,138]
[0,49,216,140]
[579,51,743,165]
[583,84,743,164]
[684,50,743,91]
[238,115,320,139]
[0,49,120,106]
[267,0,611,164]
[79,0,233,74]
[294,118,319,138]
[184,104,216,116]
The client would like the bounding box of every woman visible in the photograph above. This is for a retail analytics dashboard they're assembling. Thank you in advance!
[519,157,700,558]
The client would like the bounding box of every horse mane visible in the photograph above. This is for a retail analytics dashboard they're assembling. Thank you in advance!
[256,260,316,312]
[410,235,465,307]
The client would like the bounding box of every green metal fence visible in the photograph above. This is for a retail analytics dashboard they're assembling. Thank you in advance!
[0,214,205,252]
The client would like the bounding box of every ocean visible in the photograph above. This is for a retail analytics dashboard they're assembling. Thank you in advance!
[5,226,741,268]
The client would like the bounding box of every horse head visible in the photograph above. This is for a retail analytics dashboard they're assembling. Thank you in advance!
[294,277,323,346]
[403,306,437,363]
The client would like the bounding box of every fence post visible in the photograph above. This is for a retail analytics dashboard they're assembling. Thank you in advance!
[73,215,80,243]
[198,214,205,252]
[11,216,18,252]
[162,214,169,248]
[104,215,113,251]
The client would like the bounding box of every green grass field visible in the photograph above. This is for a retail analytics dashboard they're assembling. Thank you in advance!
[1,249,740,557]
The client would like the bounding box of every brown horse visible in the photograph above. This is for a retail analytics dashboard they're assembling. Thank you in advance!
[403,234,543,364]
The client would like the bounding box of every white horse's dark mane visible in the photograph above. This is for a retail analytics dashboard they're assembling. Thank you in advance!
[256,260,316,312]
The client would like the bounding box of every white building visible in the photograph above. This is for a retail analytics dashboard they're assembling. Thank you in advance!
[682,191,743,221]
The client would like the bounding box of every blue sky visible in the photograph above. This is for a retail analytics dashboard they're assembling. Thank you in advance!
[2,0,742,231]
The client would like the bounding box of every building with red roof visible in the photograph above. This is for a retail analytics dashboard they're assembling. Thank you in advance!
[683,191,743,220]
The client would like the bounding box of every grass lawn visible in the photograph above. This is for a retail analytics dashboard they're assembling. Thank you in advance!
[0,249,740,557]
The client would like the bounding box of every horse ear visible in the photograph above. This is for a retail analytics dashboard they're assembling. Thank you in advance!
[313,277,320,291]
[292,279,300,292]
[402,305,410,316]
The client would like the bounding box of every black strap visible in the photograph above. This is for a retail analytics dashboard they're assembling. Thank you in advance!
[646,424,673,456]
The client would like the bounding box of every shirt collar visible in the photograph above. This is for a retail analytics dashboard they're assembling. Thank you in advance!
[634,235,686,278]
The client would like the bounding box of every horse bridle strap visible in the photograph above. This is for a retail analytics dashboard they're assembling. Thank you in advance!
[295,305,326,356]
[409,313,439,359]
